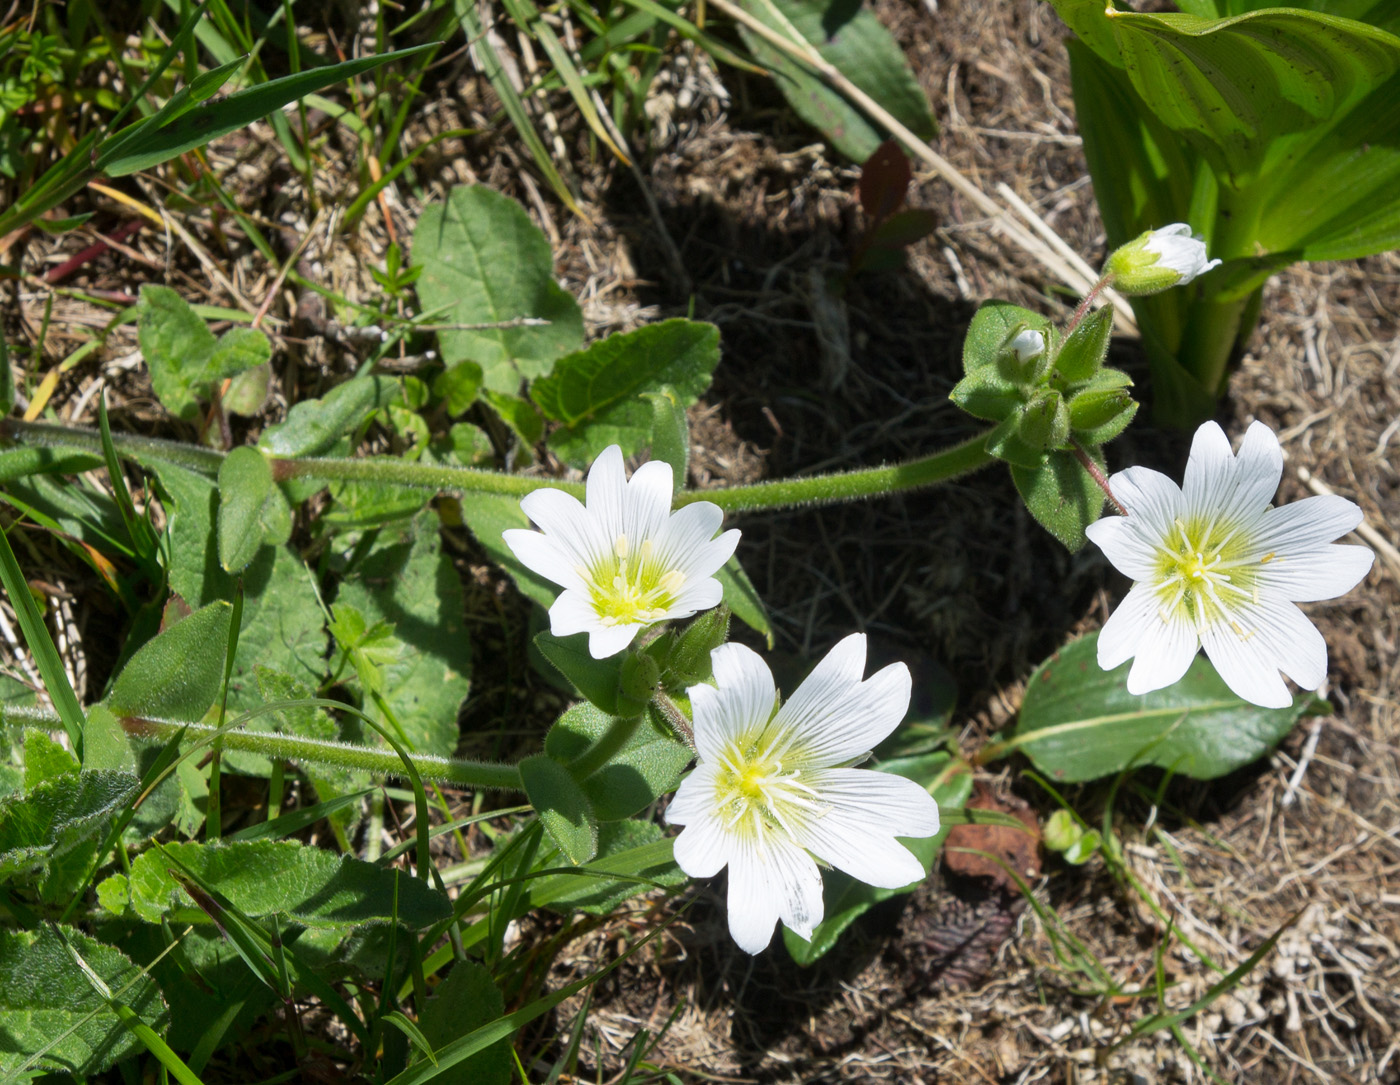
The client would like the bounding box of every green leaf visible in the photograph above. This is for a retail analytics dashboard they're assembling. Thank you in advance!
[434,361,484,415]
[715,555,772,648]
[1013,632,1317,782]
[258,375,401,458]
[415,962,512,1085]
[736,0,937,161]
[537,820,685,915]
[531,321,720,467]
[217,447,291,573]
[533,631,630,716]
[23,729,79,790]
[153,463,329,714]
[783,753,971,965]
[0,925,168,1077]
[455,492,560,609]
[543,702,692,821]
[642,388,690,493]
[950,301,1048,423]
[0,769,138,881]
[138,286,270,419]
[119,839,451,927]
[220,665,339,778]
[1010,447,1106,551]
[411,185,584,393]
[96,44,435,175]
[520,754,599,865]
[335,512,472,756]
[106,600,232,722]
[0,336,13,417]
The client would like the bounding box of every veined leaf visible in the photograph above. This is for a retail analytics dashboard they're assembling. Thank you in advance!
[1013,633,1317,782]
[0,769,138,882]
[115,839,451,927]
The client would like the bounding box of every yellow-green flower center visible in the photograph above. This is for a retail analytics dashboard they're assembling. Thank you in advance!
[1152,516,1263,635]
[713,732,823,842]
[586,534,686,626]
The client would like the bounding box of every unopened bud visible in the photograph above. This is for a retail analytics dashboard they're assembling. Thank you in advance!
[1018,390,1070,450]
[1105,224,1220,295]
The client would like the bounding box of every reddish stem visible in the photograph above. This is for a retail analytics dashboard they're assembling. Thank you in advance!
[1070,437,1128,516]
[1065,273,1115,338]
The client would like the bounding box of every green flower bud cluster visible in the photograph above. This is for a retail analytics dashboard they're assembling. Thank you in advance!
[950,301,1138,470]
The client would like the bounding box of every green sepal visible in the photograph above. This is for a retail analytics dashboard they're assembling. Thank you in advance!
[1053,305,1113,384]
[618,651,661,706]
[662,607,730,689]
[1017,390,1070,451]
[1069,369,1139,445]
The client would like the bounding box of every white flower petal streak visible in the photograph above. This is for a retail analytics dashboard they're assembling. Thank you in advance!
[503,445,740,659]
[667,635,942,954]
[1086,421,1374,708]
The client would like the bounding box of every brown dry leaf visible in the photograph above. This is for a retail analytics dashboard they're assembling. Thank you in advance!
[943,782,1042,891]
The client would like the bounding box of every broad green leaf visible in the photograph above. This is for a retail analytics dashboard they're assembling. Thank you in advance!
[95,45,435,175]
[411,185,584,393]
[520,754,599,864]
[538,820,685,915]
[23,729,79,790]
[1010,447,1106,552]
[117,839,450,927]
[0,769,138,881]
[1013,632,1317,782]
[736,0,937,161]
[543,702,692,821]
[258,375,401,458]
[335,512,472,756]
[783,753,970,965]
[712,555,771,647]
[153,463,329,713]
[643,388,690,492]
[0,925,167,1077]
[530,321,720,467]
[455,492,560,609]
[221,665,339,778]
[138,286,270,420]
[106,600,231,722]
[218,447,291,573]
[415,962,511,1085]
[533,631,633,716]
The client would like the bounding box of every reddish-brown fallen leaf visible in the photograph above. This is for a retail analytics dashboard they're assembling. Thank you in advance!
[943,781,1042,892]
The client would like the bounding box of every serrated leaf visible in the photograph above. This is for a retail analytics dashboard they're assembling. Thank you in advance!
[218,447,291,573]
[736,0,937,161]
[531,320,720,467]
[411,185,583,393]
[520,754,598,865]
[784,753,971,965]
[0,769,138,881]
[106,600,231,722]
[543,702,691,821]
[1014,632,1318,781]
[415,962,512,1085]
[258,375,401,458]
[123,839,450,927]
[1010,447,1106,551]
[335,512,472,756]
[0,925,167,1077]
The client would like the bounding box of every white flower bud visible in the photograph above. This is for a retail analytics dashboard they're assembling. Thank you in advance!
[1105,223,1222,295]
[1008,328,1046,364]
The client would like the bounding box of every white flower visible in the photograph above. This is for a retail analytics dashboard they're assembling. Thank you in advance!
[666,634,942,954]
[1106,223,1221,294]
[1008,328,1046,364]
[503,446,740,660]
[1086,421,1374,709]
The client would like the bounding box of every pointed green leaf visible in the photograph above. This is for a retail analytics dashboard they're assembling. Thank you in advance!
[217,447,291,573]
[543,702,691,821]
[520,754,598,864]
[1010,447,1106,551]
[106,600,232,721]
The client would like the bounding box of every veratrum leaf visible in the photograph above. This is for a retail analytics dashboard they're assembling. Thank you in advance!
[784,752,971,965]
[120,839,451,927]
[531,320,720,468]
[0,925,168,1077]
[736,0,937,162]
[411,185,583,394]
[1014,632,1316,782]
[0,769,138,881]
